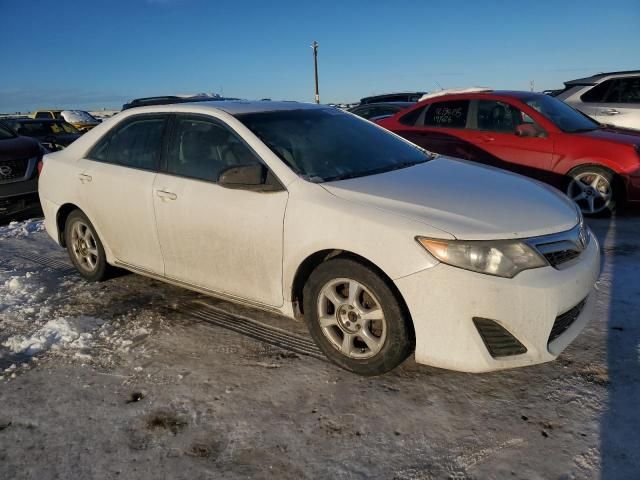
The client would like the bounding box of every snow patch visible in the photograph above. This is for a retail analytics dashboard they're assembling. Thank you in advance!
[3,316,104,356]
[0,219,44,239]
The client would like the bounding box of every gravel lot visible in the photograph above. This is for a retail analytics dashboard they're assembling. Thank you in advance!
[0,214,638,479]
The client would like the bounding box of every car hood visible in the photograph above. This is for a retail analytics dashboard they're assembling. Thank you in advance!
[322,157,579,240]
[578,126,640,144]
[0,135,40,161]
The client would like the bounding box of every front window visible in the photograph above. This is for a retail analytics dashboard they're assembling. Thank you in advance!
[166,116,260,182]
[236,108,431,182]
[523,94,599,133]
[475,100,541,133]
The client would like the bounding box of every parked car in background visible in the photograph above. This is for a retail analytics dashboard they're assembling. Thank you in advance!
[3,118,81,151]
[122,93,237,110]
[359,92,426,104]
[32,109,101,132]
[39,100,599,376]
[553,70,640,130]
[377,90,640,216]
[348,102,413,121]
[0,121,44,221]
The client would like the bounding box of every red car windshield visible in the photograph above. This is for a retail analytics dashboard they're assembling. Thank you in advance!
[523,95,599,133]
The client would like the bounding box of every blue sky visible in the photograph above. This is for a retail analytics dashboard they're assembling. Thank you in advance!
[1,0,638,112]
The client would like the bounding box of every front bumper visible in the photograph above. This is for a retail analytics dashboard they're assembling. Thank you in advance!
[395,233,600,372]
[0,178,41,219]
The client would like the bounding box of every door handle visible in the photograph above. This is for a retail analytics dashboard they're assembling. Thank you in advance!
[78,173,92,183]
[156,190,177,201]
[602,109,620,115]
[481,135,495,142]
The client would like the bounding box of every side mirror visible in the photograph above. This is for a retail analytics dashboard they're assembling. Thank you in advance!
[515,124,546,138]
[218,163,283,192]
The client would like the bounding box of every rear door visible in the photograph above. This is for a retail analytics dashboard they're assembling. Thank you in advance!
[464,99,554,180]
[152,114,288,307]
[76,114,167,274]
[391,99,474,159]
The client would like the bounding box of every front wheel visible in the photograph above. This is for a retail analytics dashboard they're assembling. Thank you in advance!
[303,258,413,376]
[64,210,111,281]
[566,166,617,217]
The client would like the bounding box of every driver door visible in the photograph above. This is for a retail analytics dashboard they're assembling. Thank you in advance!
[152,114,288,307]
[465,99,554,181]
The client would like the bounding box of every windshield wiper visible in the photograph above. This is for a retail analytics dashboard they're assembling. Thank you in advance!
[323,157,431,182]
[567,127,598,133]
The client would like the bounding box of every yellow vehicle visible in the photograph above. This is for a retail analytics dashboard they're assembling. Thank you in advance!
[31,109,100,132]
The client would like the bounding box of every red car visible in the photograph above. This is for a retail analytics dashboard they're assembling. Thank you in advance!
[377,90,640,216]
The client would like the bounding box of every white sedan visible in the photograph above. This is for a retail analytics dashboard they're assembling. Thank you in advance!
[38,101,600,375]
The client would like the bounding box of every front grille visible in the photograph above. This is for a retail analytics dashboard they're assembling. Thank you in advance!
[0,157,29,181]
[544,249,581,267]
[527,222,590,270]
[548,299,586,345]
[473,318,527,358]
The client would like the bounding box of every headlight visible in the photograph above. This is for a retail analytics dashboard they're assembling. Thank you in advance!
[416,237,547,278]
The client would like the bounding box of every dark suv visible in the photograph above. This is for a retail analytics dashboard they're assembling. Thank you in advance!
[0,121,44,221]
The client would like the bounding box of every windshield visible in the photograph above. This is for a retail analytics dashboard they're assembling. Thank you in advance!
[0,122,16,139]
[12,121,80,136]
[236,108,431,182]
[62,110,98,124]
[524,94,599,133]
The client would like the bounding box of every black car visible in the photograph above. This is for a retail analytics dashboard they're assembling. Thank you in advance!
[348,102,414,121]
[0,121,43,221]
[3,118,81,151]
[359,92,426,104]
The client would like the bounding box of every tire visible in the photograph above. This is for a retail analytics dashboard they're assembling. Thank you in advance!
[64,210,111,281]
[303,258,413,376]
[566,165,618,217]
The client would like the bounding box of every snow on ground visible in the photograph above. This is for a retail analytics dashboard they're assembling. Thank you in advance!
[0,219,44,239]
[3,316,104,356]
[0,215,638,479]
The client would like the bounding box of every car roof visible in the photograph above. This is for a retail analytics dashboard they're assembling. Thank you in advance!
[360,92,426,103]
[564,70,640,86]
[415,90,543,101]
[125,100,328,116]
[6,118,65,123]
[352,102,414,108]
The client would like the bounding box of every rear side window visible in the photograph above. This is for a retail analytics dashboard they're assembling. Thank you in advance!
[87,116,165,170]
[166,116,260,182]
[35,112,52,119]
[423,100,469,128]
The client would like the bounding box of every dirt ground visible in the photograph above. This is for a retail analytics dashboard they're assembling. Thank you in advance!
[0,214,639,480]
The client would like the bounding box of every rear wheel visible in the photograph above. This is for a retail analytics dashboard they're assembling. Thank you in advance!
[566,166,617,217]
[303,258,413,376]
[64,210,110,281]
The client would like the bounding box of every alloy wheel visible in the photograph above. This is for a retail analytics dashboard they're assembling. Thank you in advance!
[70,220,99,272]
[567,171,612,215]
[316,278,387,359]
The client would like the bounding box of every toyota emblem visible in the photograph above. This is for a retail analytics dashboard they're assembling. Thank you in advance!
[0,165,13,177]
[578,226,587,250]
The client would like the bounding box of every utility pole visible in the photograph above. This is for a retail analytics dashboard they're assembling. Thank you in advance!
[312,41,320,104]
[530,80,535,92]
